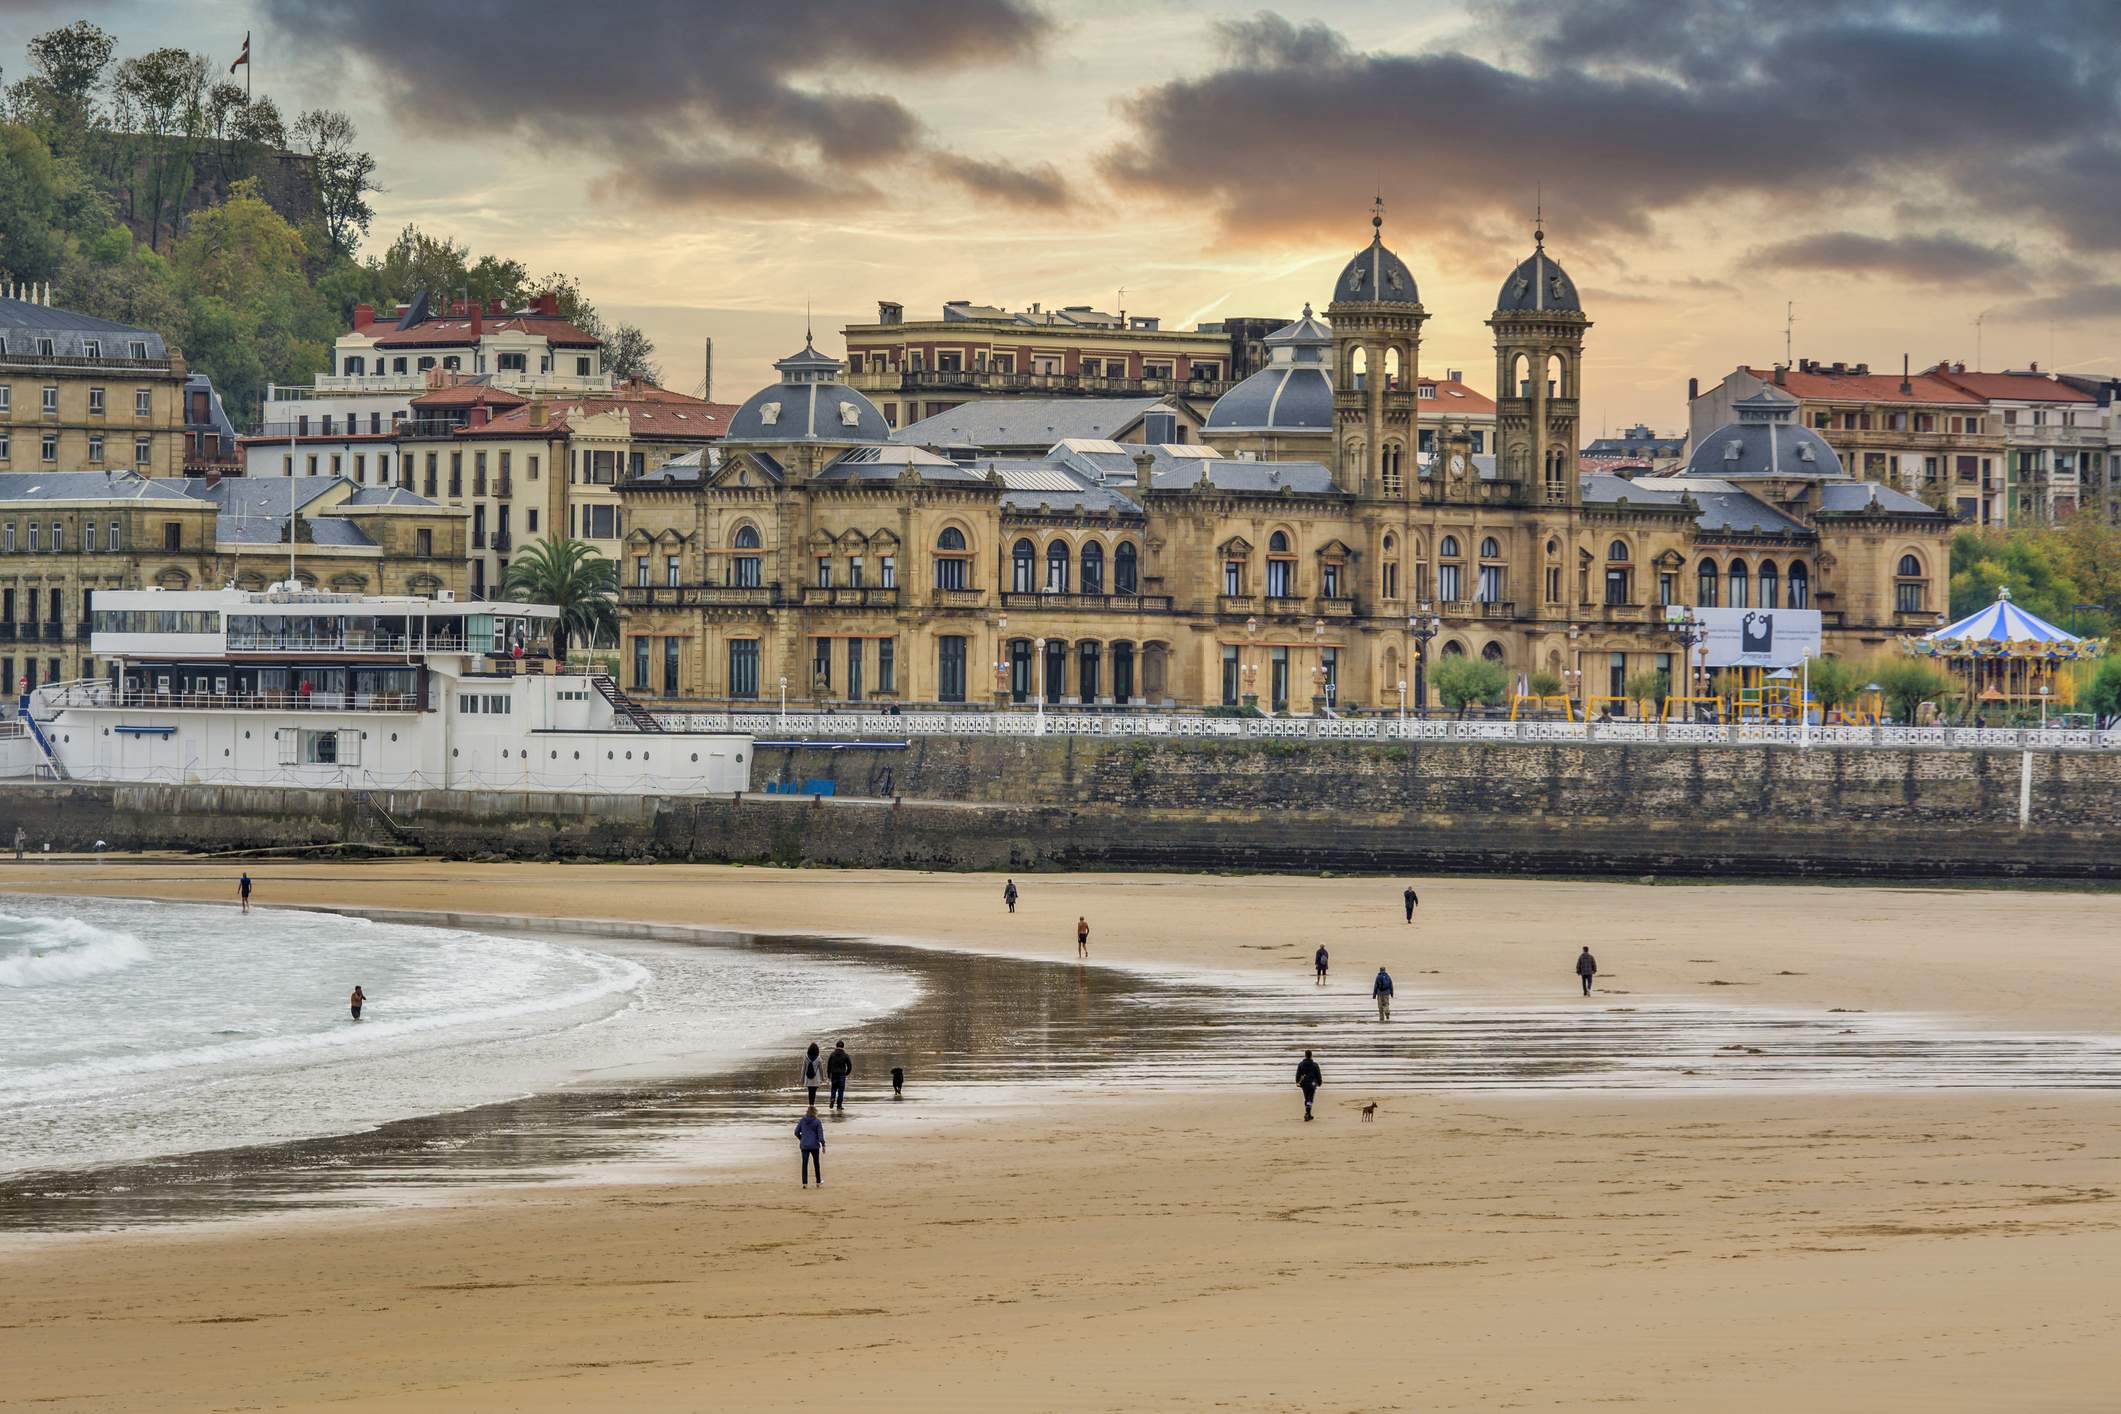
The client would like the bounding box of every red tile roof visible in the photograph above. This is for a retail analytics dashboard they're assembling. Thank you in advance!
[370,314,601,350]
[1927,368,2098,403]
[408,384,530,409]
[1419,376,1495,414]
[467,387,740,440]
[1741,366,1980,406]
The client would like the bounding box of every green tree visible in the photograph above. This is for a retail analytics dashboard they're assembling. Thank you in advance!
[1623,668,1669,714]
[501,538,619,658]
[2082,658,2121,722]
[367,224,470,303]
[1948,528,2080,623]
[14,21,115,153]
[605,322,659,383]
[112,46,210,250]
[168,180,335,425]
[291,108,377,258]
[1432,656,1507,716]
[1872,657,1956,725]
[1527,668,1563,698]
[1800,655,1866,718]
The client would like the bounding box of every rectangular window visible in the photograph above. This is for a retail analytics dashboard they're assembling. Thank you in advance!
[449,451,463,495]
[354,454,366,483]
[663,636,680,696]
[812,637,832,693]
[88,387,105,416]
[1477,565,1502,603]
[848,556,864,588]
[109,519,121,551]
[1267,560,1291,598]
[1437,562,1461,601]
[474,451,487,495]
[164,522,181,550]
[817,556,832,588]
[632,637,651,690]
[42,386,58,414]
[87,434,103,463]
[880,555,896,588]
[135,436,151,465]
[1896,581,1924,613]
[584,505,618,538]
[666,555,680,587]
[41,432,57,462]
[0,386,8,411]
[937,635,967,703]
[846,638,864,700]
[1323,563,1342,598]
[85,522,96,552]
[1222,645,1240,705]
[636,557,650,588]
[878,638,895,694]
[528,454,540,481]
[729,639,760,698]
[3,524,12,551]
[933,555,966,590]
[416,528,433,557]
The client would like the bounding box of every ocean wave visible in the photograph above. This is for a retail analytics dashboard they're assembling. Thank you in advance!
[0,913,150,987]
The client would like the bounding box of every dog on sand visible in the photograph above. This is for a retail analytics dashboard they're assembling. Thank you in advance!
[1359,1102,1378,1122]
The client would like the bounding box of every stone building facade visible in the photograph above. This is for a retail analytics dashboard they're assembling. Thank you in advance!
[1,294,189,479]
[616,218,1954,712]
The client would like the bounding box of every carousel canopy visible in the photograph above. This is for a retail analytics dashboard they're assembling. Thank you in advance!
[1903,587,2107,661]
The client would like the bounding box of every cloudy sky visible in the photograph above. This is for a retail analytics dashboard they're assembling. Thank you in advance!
[10,0,2120,427]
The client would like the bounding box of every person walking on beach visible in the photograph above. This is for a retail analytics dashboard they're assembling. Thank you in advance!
[796,1106,826,1188]
[239,872,253,912]
[802,1042,824,1107]
[1372,966,1395,1022]
[349,985,365,1021]
[1403,885,1419,924]
[826,1040,852,1111]
[1076,916,1090,959]
[1314,944,1329,986]
[1295,1049,1323,1121]
[891,1066,904,1099]
[1576,947,1598,997]
[13,826,24,861]
[1004,879,1018,914]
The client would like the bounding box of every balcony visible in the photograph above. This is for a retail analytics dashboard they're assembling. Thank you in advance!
[491,531,512,553]
[0,351,175,373]
[1472,600,1515,619]
[801,586,902,609]
[619,583,780,609]
[17,621,42,641]
[999,591,1175,613]
[1317,596,1358,618]
[496,479,514,499]
[471,530,487,549]
[930,588,986,610]
[40,682,424,712]
[850,366,1235,402]
[1217,594,1260,615]
[1262,596,1307,616]
[305,371,616,397]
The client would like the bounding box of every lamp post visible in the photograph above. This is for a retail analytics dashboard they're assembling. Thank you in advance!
[778,673,787,727]
[994,613,1011,707]
[1566,622,1583,720]
[1397,678,1407,727]
[1311,618,1328,715]
[2040,680,2051,730]
[1407,602,1441,718]
[1242,615,1260,711]
[1034,636,1047,734]
[1663,608,1706,719]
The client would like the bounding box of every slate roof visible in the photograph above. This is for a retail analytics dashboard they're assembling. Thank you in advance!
[1584,472,1815,537]
[1494,240,1581,314]
[726,340,891,444]
[1332,221,1419,305]
[0,470,193,502]
[813,445,989,484]
[1817,481,1943,515]
[894,397,1168,449]
[0,297,170,360]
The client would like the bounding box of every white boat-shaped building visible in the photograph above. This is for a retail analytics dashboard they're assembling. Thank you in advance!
[8,585,750,793]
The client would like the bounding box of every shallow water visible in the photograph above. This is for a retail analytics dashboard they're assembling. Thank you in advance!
[3,906,2118,1234]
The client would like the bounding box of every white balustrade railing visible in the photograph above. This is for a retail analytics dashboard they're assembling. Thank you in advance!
[657,708,2121,753]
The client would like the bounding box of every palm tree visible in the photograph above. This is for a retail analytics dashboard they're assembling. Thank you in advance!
[500,536,617,660]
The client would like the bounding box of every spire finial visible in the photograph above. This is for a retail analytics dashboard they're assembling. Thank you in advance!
[805,299,813,348]
[1534,183,1544,248]
[1371,191,1384,235]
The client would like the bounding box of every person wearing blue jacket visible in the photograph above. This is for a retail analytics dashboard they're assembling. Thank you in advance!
[1372,966,1395,1021]
[795,1107,826,1187]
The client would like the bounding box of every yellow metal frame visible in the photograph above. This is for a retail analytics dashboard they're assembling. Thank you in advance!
[1661,695,1726,723]
[1509,693,1577,721]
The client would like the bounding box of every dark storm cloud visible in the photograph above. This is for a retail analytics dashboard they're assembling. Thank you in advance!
[1100,2,2121,276]
[1750,232,2027,286]
[929,153,1070,210]
[262,0,1051,209]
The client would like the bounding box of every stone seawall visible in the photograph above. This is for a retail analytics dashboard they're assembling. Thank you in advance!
[0,737,2115,880]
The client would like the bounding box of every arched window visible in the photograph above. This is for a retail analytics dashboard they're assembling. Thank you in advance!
[1895,554,1926,613]
[1441,640,1467,657]
[1011,538,1036,593]
[1697,558,1719,607]
[1440,535,1461,558]
[1727,558,1750,610]
[1114,541,1138,594]
[1437,536,1463,600]
[1045,541,1071,593]
[1383,534,1396,552]
[1480,536,1501,559]
[731,524,762,587]
[934,526,969,590]
[1608,539,1629,561]
[1269,530,1290,552]
[1758,559,1779,610]
[1080,540,1105,595]
[1482,641,1505,662]
[938,527,966,551]
[1897,553,1923,577]
[1787,561,1810,608]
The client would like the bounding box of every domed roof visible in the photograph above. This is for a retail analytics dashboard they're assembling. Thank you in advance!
[1205,304,1335,434]
[1332,212,1419,306]
[1495,232,1581,313]
[724,336,890,444]
[1680,387,1846,479]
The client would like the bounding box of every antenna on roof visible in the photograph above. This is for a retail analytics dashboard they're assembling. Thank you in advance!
[1972,309,1987,371]
[1784,301,1795,367]
[1371,191,1385,234]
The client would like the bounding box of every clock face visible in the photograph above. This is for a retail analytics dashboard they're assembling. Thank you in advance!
[1450,453,1465,473]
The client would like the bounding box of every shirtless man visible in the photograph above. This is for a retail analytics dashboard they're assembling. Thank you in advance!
[350,985,366,1021]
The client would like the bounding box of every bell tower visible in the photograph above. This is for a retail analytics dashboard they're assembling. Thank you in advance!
[1326,198,1427,501]
[1488,217,1590,509]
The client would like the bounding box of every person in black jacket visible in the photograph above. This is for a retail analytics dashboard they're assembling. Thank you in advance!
[1403,885,1418,924]
[801,1042,823,1106]
[1003,879,1018,913]
[826,1040,853,1110]
[1294,1050,1323,1120]
[1313,944,1329,986]
[1576,947,1598,997]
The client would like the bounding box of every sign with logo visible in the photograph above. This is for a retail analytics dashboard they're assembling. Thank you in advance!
[1669,606,1823,667]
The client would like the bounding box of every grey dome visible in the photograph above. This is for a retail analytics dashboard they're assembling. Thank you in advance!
[1681,388,1845,479]
[1206,304,1335,433]
[1332,216,1419,305]
[1495,238,1581,313]
[725,337,890,444]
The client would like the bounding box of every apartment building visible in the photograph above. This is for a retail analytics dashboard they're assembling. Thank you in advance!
[0,292,188,479]
[842,299,1243,430]
[1928,366,2105,525]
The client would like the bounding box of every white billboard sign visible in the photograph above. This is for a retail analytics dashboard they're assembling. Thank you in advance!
[1672,606,1823,668]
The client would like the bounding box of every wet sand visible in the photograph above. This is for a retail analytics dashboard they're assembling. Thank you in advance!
[3,860,2120,1411]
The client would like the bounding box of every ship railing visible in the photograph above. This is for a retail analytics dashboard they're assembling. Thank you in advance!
[41,683,425,712]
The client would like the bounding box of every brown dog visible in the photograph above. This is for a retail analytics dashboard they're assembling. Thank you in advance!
[1360,1102,1378,1122]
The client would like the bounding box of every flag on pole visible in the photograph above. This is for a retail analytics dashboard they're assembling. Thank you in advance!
[230,32,251,74]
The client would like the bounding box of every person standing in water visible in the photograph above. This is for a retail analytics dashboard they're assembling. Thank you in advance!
[1314,944,1330,986]
[1076,915,1090,959]
[1294,1049,1323,1121]
[1372,966,1395,1022]
[349,985,365,1021]
[239,873,254,913]
[825,1040,852,1111]
[801,1042,824,1107]
[1576,947,1598,997]
[795,1107,825,1187]
[1003,879,1018,914]
[1403,885,1419,925]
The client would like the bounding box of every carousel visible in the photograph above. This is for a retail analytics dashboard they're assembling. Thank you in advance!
[1900,586,2106,705]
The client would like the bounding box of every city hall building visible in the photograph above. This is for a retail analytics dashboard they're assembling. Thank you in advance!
[615,216,1953,711]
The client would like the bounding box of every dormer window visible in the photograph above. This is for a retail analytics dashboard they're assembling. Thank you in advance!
[1798,442,1816,463]
[1723,440,1743,461]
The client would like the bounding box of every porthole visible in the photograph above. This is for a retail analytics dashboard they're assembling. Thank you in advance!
[690,753,698,763]
[607,751,614,760]
[223,748,230,758]
[452,748,459,758]
[61,734,68,742]
[102,727,109,736]
[390,733,398,742]
[735,752,744,763]
[625,751,632,760]
[502,750,509,759]
[550,751,558,760]
[573,751,580,760]
[244,730,251,740]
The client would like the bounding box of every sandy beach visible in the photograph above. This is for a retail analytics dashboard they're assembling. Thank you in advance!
[2,860,2119,1411]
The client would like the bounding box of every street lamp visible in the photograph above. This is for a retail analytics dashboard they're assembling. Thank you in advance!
[1407,602,1441,718]
[994,613,1011,707]
[1566,622,1583,718]
[1034,636,1047,733]
[778,673,788,727]
[1663,608,1706,715]
[2040,680,2051,729]
[1243,615,1261,710]
[1397,677,1407,726]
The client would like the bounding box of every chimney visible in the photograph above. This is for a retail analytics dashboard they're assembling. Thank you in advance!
[877,300,903,325]
[702,336,714,401]
[1900,354,1912,395]
[534,291,559,317]
[2029,360,2040,373]
[1687,376,1699,401]
[469,302,483,338]
[1955,360,1966,374]
[530,400,549,429]
[1446,369,1462,384]
[352,303,375,331]
[1772,365,1786,387]
[206,466,223,489]
[470,403,492,427]
[1132,448,1155,495]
